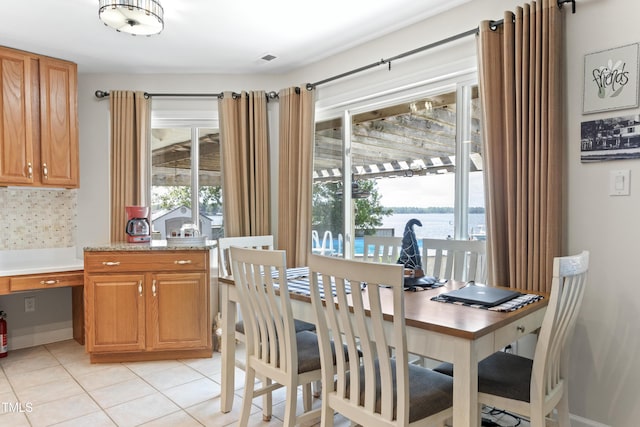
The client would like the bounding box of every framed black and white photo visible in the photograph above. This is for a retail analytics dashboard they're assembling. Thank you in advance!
[583,43,639,114]
[580,114,640,162]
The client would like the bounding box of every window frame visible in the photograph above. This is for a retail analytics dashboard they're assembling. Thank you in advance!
[313,71,480,256]
[149,111,219,237]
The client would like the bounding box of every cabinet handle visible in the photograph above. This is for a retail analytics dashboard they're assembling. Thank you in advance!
[42,163,48,179]
[517,325,525,333]
[40,279,60,285]
[102,261,121,266]
[27,162,33,178]
[138,281,143,296]
[152,280,157,297]
[174,260,192,265]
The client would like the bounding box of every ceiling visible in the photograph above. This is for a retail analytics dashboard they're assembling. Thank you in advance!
[0,0,471,74]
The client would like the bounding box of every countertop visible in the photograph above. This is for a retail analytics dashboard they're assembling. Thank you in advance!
[84,240,217,252]
[0,247,84,277]
[0,241,217,277]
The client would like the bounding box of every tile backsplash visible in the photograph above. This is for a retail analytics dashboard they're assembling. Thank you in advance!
[0,188,77,250]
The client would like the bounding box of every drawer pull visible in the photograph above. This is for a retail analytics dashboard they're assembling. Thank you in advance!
[138,281,143,296]
[174,260,192,265]
[42,163,48,179]
[152,280,157,297]
[517,325,525,333]
[102,261,121,266]
[27,162,33,178]
[40,279,60,285]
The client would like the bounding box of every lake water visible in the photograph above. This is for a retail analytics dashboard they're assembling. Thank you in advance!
[379,213,485,240]
[315,213,486,255]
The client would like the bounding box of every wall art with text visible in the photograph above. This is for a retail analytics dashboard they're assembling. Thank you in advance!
[583,43,639,114]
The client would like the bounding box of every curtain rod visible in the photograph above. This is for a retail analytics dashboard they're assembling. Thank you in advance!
[94,90,223,99]
[94,90,281,100]
[305,0,576,90]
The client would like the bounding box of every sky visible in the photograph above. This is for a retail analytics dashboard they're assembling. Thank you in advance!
[375,172,485,208]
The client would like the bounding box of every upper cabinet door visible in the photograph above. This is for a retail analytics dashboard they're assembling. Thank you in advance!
[39,57,78,188]
[0,47,35,185]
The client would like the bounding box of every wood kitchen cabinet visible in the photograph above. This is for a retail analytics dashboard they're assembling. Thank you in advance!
[84,250,212,363]
[0,45,78,188]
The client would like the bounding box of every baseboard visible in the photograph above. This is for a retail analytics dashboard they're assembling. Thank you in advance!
[570,414,611,427]
[9,327,73,350]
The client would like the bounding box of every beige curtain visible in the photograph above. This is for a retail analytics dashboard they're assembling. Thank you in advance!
[218,91,270,237]
[277,87,315,268]
[479,0,563,292]
[109,91,150,243]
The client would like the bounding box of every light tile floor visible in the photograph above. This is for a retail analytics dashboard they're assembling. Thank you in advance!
[0,340,528,427]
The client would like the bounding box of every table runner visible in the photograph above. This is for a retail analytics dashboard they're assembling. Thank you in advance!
[271,267,352,299]
[430,292,544,312]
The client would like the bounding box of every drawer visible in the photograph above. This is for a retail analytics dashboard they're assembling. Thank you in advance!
[0,277,9,295]
[85,251,208,273]
[10,271,84,292]
[494,307,546,346]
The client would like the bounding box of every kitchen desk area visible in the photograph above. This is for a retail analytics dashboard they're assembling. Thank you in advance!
[0,247,85,345]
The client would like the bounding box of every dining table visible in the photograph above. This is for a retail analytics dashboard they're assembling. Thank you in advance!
[218,268,548,427]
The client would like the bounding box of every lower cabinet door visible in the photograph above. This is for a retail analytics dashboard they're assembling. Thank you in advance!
[85,273,146,353]
[146,272,210,350]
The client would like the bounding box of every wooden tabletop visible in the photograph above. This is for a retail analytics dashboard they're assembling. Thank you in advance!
[376,282,548,340]
[219,274,548,341]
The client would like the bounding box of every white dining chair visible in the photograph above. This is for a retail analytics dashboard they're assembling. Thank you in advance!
[218,235,275,278]
[308,254,453,427]
[362,235,404,264]
[435,250,589,427]
[422,238,486,283]
[230,247,324,427]
[218,235,315,341]
[218,235,316,417]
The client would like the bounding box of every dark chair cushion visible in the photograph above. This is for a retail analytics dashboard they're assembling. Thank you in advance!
[295,330,357,374]
[345,359,453,423]
[434,351,533,403]
[235,318,316,335]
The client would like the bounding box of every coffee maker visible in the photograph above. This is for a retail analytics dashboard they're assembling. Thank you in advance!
[125,206,151,243]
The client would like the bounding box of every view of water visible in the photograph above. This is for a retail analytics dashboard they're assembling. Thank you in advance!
[379,213,485,240]
[314,212,486,255]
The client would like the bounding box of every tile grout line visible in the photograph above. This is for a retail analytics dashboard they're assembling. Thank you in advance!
[46,343,121,427]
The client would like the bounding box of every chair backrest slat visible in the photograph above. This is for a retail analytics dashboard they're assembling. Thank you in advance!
[422,238,486,283]
[362,236,404,264]
[532,251,589,402]
[218,235,274,277]
[230,247,297,374]
[309,254,407,425]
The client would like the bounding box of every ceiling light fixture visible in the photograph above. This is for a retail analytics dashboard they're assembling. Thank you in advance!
[98,0,164,36]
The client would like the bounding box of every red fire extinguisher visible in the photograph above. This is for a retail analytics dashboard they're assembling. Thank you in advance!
[0,310,7,358]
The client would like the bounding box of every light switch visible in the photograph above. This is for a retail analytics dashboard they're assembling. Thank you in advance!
[609,169,630,196]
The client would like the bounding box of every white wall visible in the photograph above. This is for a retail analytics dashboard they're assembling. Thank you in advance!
[564,1,640,426]
[70,0,640,426]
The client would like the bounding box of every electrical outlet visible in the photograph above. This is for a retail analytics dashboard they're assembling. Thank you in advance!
[24,296,36,313]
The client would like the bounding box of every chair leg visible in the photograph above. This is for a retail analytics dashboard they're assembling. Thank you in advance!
[240,366,256,427]
[312,379,322,398]
[556,393,571,427]
[261,376,273,421]
[320,402,335,427]
[530,410,545,427]
[302,382,312,412]
[282,382,298,427]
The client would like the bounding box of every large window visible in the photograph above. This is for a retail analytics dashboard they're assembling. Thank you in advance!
[312,81,484,258]
[150,119,222,240]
